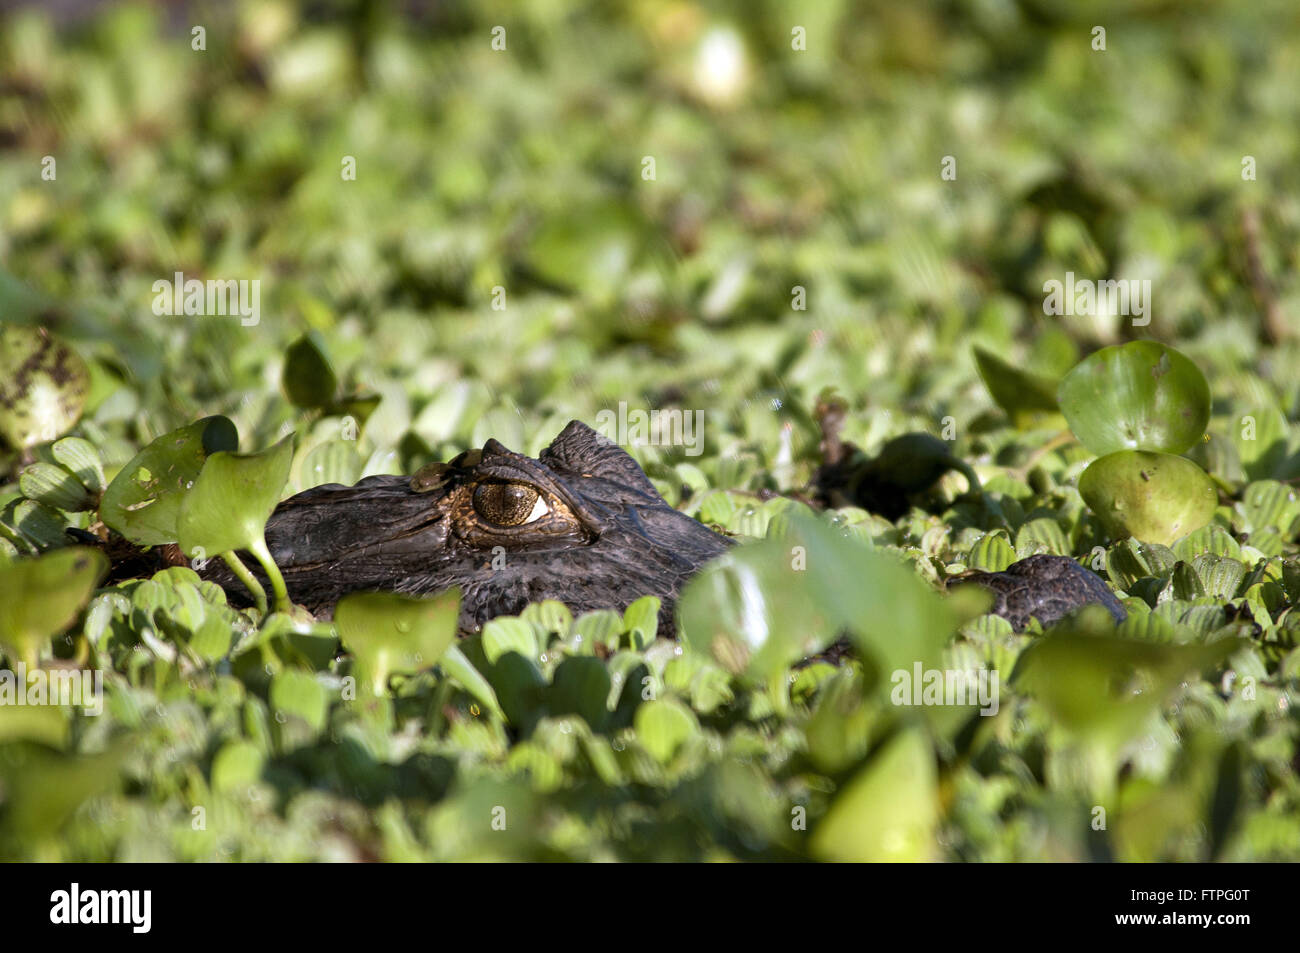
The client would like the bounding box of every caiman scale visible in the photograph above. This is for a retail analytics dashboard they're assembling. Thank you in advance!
[199,420,732,635]
[192,420,1125,636]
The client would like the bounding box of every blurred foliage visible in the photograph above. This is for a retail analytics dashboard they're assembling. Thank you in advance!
[1,0,1299,861]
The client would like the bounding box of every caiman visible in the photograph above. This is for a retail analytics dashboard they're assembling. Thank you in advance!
[198,420,732,636]
[187,420,1124,636]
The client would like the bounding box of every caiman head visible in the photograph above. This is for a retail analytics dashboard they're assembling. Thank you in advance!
[201,420,732,635]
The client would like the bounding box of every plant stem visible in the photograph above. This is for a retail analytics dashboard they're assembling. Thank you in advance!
[221,551,268,616]
[249,535,292,616]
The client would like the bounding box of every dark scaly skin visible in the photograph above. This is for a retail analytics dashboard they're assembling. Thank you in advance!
[187,422,1124,638]
[953,554,1128,631]
[199,420,733,636]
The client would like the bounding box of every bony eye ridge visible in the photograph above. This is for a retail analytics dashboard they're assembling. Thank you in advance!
[472,482,549,526]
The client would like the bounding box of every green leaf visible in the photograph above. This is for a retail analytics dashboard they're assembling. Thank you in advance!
[1058,341,1211,455]
[622,595,660,649]
[0,327,90,449]
[18,462,92,512]
[0,547,107,667]
[282,332,339,409]
[1079,450,1218,545]
[100,416,239,546]
[548,656,612,731]
[973,345,1061,428]
[812,728,937,862]
[335,589,460,696]
[0,741,127,842]
[1233,405,1288,481]
[633,698,698,764]
[211,740,265,793]
[1012,630,1245,750]
[482,616,539,665]
[269,669,328,733]
[177,433,295,559]
[51,437,106,494]
[679,511,954,684]
[574,609,623,651]
[968,531,1015,571]
[439,644,504,719]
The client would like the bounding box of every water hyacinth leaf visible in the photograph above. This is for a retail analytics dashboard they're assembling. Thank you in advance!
[812,728,937,862]
[1079,450,1217,546]
[0,704,70,748]
[0,547,108,668]
[211,740,265,794]
[282,332,339,409]
[300,438,360,489]
[335,589,460,696]
[269,669,329,733]
[1058,341,1210,455]
[177,433,294,558]
[439,644,504,719]
[0,327,90,450]
[100,416,239,546]
[973,345,1062,428]
[634,698,698,764]
[1012,630,1245,750]
[680,511,953,684]
[548,656,612,730]
[0,741,127,841]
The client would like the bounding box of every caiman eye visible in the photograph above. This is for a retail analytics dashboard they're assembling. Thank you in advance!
[472,482,549,527]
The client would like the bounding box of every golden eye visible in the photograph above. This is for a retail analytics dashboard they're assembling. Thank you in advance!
[472,483,549,527]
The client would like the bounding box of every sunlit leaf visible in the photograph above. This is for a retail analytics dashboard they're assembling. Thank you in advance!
[100,416,238,546]
[335,589,460,696]
[1079,450,1217,545]
[1058,341,1210,455]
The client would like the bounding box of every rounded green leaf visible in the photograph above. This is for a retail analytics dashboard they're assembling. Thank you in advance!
[270,669,328,733]
[0,326,90,449]
[335,589,461,696]
[679,511,954,683]
[0,546,108,667]
[548,656,612,731]
[211,741,265,793]
[1058,341,1210,455]
[1079,450,1218,545]
[634,698,698,764]
[177,433,294,558]
[811,728,937,862]
[100,416,239,546]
